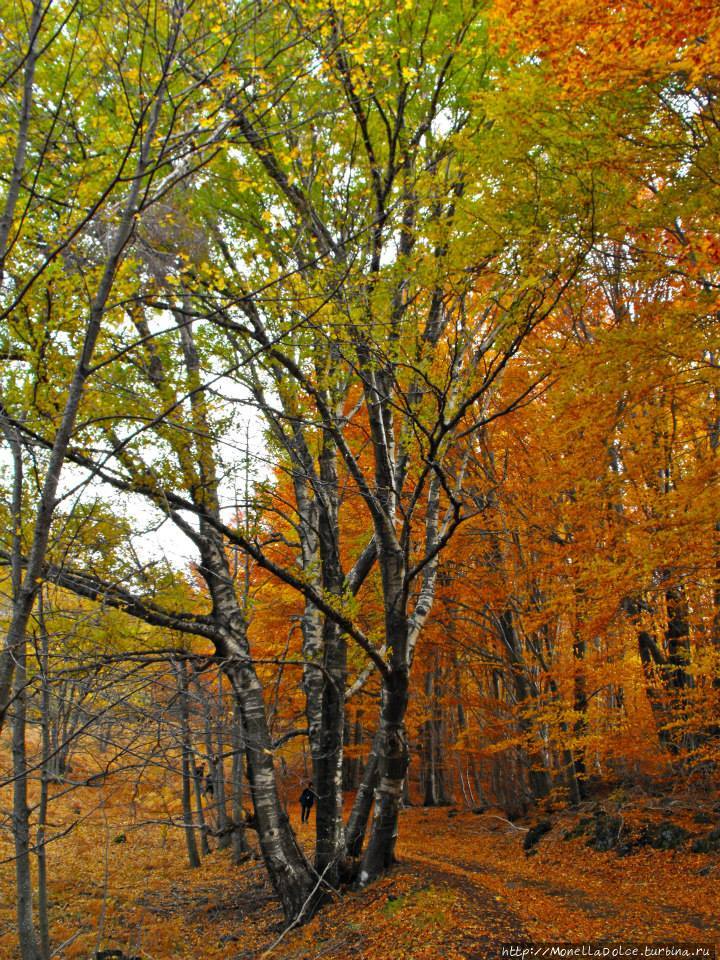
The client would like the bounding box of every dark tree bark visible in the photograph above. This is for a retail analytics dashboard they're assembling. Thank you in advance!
[344,730,380,861]
[224,657,318,919]
[571,637,588,801]
[497,610,552,802]
[175,662,201,869]
[36,598,52,960]
[342,708,364,791]
[213,676,231,851]
[177,312,319,919]
[13,635,42,960]
[358,655,410,885]
[230,702,251,863]
[421,657,452,806]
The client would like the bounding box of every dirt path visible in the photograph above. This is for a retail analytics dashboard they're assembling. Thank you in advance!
[397,807,720,943]
[411,849,620,922]
[2,798,718,959]
[402,851,528,958]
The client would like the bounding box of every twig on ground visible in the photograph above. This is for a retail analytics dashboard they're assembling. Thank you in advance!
[259,861,336,958]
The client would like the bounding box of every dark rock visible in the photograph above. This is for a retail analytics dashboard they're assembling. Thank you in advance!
[523,820,552,851]
[471,805,487,815]
[691,827,720,854]
[616,841,639,857]
[587,811,623,852]
[563,816,594,841]
[96,952,136,960]
[693,812,714,825]
[639,820,690,851]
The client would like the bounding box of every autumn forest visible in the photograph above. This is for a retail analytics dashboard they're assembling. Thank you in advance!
[0,0,719,957]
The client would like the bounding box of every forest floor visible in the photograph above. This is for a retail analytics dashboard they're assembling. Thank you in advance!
[1,776,720,959]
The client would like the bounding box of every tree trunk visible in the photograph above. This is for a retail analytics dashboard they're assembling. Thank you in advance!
[13,630,42,960]
[498,610,552,802]
[344,730,380,861]
[226,660,318,920]
[192,668,228,850]
[571,638,588,802]
[421,657,452,806]
[310,436,347,886]
[666,586,692,689]
[214,676,231,850]
[358,669,410,886]
[313,620,346,885]
[301,602,324,766]
[665,585,695,754]
[342,708,364,791]
[638,630,675,753]
[37,602,51,959]
[421,670,437,806]
[175,662,201,869]
[713,519,720,687]
[192,761,211,857]
[177,308,318,920]
[230,702,250,863]
[626,596,690,757]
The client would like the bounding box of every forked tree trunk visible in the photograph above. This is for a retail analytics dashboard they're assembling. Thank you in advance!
[664,585,696,755]
[637,630,675,752]
[358,668,410,886]
[626,595,690,757]
[208,560,328,917]
[344,730,380,861]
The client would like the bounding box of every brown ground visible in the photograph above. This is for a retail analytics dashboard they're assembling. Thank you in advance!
[1,791,718,959]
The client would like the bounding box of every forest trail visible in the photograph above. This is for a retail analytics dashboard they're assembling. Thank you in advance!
[1,799,719,959]
[395,807,720,945]
[400,851,528,955]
